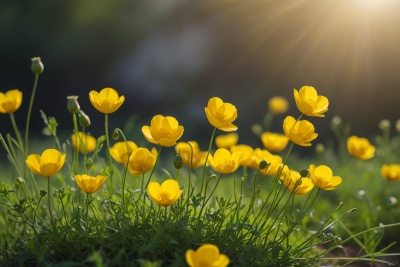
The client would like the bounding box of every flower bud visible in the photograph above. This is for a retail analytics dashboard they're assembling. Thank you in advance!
[67,96,80,114]
[315,143,325,154]
[379,119,391,130]
[112,129,119,140]
[174,153,184,169]
[206,174,217,185]
[97,135,107,144]
[78,110,91,128]
[339,202,344,208]
[332,116,342,125]
[40,190,47,197]
[258,160,269,170]
[251,123,263,137]
[31,57,44,74]
[86,158,93,170]
[300,168,309,177]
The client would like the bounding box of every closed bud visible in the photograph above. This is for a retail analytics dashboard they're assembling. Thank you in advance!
[174,153,184,169]
[339,202,344,208]
[97,135,107,144]
[78,110,91,127]
[300,168,309,177]
[67,96,80,114]
[242,174,248,182]
[206,174,217,185]
[40,190,47,197]
[379,119,390,130]
[251,123,263,137]
[315,143,325,154]
[86,158,93,170]
[112,129,119,140]
[259,160,269,170]
[31,57,44,74]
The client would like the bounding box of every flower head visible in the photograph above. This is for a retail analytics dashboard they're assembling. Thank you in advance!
[205,97,237,131]
[208,148,241,174]
[142,115,184,147]
[75,174,107,194]
[215,133,239,149]
[71,132,96,153]
[110,141,138,165]
[175,141,207,169]
[89,88,125,114]
[128,148,158,176]
[280,166,314,195]
[252,148,282,175]
[347,136,375,160]
[309,165,342,190]
[230,145,256,167]
[294,86,329,117]
[186,244,229,267]
[283,116,318,147]
[381,164,400,182]
[0,90,22,114]
[268,96,289,114]
[261,132,289,152]
[26,149,66,178]
[147,179,183,206]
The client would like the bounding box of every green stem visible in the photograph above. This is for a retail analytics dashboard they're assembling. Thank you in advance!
[105,114,113,193]
[138,146,162,202]
[25,74,39,156]
[86,193,89,228]
[9,113,24,155]
[48,178,54,227]
[200,128,216,195]
[73,113,82,209]
[164,206,168,222]
[186,142,194,205]
[197,173,223,222]
[83,127,87,174]
[115,128,131,211]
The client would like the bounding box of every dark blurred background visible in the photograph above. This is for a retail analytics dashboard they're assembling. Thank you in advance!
[2,0,400,154]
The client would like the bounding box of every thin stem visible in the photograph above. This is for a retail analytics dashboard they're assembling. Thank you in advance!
[105,114,113,192]
[73,113,82,209]
[186,142,194,205]
[164,206,168,222]
[197,173,223,222]
[115,128,131,211]
[138,146,162,202]
[9,113,24,155]
[48,178,54,227]
[86,193,89,228]
[200,128,216,195]
[25,74,39,155]
[83,127,87,174]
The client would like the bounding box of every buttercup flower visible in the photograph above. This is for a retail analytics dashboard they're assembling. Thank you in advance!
[128,148,158,176]
[0,90,22,113]
[75,175,107,194]
[283,116,318,147]
[147,179,183,206]
[26,149,66,178]
[252,148,282,175]
[71,132,97,153]
[186,244,229,267]
[142,115,184,147]
[347,136,375,160]
[215,133,239,149]
[294,86,329,117]
[89,88,125,114]
[309,165,342,190]
[381,164,400,182]
[230,145,256,167]
[280,167,314,195]
[205,97,238,131]
[261,132,289,152]
[208,148,241,174]
[175,141,207,169]
[110,141,138,165]
[268,96,289,114]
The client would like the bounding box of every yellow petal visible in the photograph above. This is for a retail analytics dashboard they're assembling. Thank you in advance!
[147,182,162,203]
[196,244,220,262]
[315,165,333,179]
[185,250,196,267]
[26,155,42,175]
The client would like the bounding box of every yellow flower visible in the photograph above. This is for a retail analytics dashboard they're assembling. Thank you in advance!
[252,148,282,176]
[347,136,375,160]
[175,141,207,169]
[268,96,289,114]
[205,97,238,132]
[142,115,184,147]
[26,149,66,178]
[230,145,256,167]
[283,116,318,147]
[89,88,125,114]
[110,141,138,165]
[280,167,314,195]
[208,148,241,174]
[261,132,289,152]
[0,90,22,113]
[128,148,158,176]
[309,164,342,190]
[186,244,229,267]
[75,174,107,194]
[294,86,329,117]
[381,164,400,182]
[147,179,183,206]
[71,132,97,153]
[215,133,239,149]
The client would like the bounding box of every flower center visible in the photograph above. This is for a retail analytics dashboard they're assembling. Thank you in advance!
[215,111,226,120]
[157,128,172,138]
[290,128,304,137]
[160,190,171,200]
[217,159,233,166]
[304,99,318,110]
[135,159,147,172]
